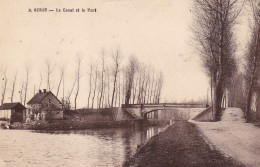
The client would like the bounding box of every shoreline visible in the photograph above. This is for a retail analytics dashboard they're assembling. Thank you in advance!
[7,119,170,131]
[8,120,139,131]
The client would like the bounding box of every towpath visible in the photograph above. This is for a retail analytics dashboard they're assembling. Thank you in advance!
[124,121,243,167]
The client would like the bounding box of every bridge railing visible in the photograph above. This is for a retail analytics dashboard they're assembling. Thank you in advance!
[122,103,206,108]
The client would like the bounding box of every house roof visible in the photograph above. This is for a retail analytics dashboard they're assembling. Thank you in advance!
[27,91,61,105]
[0,102,26,110]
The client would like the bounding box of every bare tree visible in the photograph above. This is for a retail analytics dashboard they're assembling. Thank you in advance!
[122,71,126,104]
[149,67,155,103]
[91,66,98,109]
[87,63,93,108]
[1,67,7,105]
[191,0,243,120]
[137,67,143,104]
[107,71,110,107]
[114,77,118,107]
[98,50,105,108]
[97,79,101,108]
[68,77,76,105]
[244,1,260,121]
[62,68,65,101]
[56,65,65,97]
[111,49,121,107]
[132,74,138,104]
[45,59,55,91]
[156,72,164,103]
[20,82,24,104]
[74,55,82,110]
[38,71,42,90]
[143,70,149,103]
[24,64,30,106]
[125,55,139,104]
[227,72,246,109]
[118,72,121,107]
[10,71,17,103]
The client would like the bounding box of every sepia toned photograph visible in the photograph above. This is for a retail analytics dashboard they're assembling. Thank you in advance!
[0,0,259,166]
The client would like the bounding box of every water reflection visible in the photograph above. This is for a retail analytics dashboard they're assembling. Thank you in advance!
[0,122,172,167]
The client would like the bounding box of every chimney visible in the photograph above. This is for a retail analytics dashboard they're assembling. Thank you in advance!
[39,90,42,94]
[43,89,47,93]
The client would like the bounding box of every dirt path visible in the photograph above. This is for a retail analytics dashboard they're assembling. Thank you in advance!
[124,121,243,167]
[193,108,260,167]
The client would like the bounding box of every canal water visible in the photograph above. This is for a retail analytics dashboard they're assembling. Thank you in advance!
[0,124,169,167]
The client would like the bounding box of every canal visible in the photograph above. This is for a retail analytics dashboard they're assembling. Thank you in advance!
[0,124,170,167]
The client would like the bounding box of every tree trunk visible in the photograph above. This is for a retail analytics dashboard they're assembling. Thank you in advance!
[111,73,117,107]
[214,79,223,121]
[246,88,253,122]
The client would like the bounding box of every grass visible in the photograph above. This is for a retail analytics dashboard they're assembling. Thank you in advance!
[124,121,244,167]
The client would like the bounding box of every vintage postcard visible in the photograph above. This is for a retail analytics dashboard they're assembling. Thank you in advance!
[0,0,259,167]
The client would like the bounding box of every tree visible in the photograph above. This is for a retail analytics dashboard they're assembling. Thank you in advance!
[67,77,76,107]
[111,48,121,107]
[244,0,260,121]
[10,71,17,103]
[56,65,65,98]
[38,71,42,90]
[118,71,121,107]
[98,50,105,108]
[45,59,55,91]
[149,67,155,103]
[91,66,98,109]
[19,82,24,104]
[192,0,243,120]
[106,70,110,107]
[227,72,246,109]
[87,63,93,108]
[1,67,7,105]
[23,64,30,106]
[155,72,164,103]
[74,55,82,110]
[125,56,139,104]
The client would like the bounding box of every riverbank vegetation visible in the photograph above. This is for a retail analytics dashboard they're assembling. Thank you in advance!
[24,120,138,131]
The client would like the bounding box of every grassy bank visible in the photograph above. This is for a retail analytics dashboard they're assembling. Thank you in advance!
[124,121,244,167]
[19,120,138,131]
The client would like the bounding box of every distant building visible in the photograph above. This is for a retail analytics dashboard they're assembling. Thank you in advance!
[0,102,26,125]
[27,89,63,121]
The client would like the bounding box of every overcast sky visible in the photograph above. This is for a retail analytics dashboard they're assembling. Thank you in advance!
[0,0,250,107]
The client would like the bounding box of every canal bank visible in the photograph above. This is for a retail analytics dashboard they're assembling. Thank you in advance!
[124,121,244,167]
[9,119,171,131]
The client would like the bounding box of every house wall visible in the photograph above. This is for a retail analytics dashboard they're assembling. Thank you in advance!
[26,104,40,117]
[0,109,12,119]
[28,104,41,111]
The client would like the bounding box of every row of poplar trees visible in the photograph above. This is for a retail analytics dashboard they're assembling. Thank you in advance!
[192,0,260,122]
[86,51,164,109]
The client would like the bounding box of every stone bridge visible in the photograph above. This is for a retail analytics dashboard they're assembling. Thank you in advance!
[119,103,207,121]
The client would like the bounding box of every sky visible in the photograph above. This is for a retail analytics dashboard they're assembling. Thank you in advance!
[0,0,250,108]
